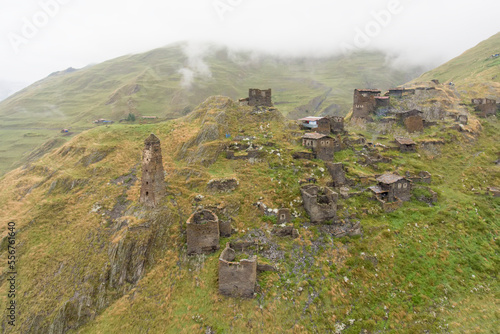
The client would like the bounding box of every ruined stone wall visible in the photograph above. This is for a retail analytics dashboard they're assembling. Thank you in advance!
[476,103,497,117]
[248,89,272,107]
[140,134,166,207]
[219,244,257,298]
[326,162,347,187]
[207,178,239,193]
[399,144,416,153]
[292,152,317,160]
[300,185,338,223]
[186,210,220,255]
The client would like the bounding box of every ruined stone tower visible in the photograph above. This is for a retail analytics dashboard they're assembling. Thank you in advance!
[140,134,166,207]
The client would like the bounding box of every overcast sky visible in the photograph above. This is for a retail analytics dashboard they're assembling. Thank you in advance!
[0,0,499,97]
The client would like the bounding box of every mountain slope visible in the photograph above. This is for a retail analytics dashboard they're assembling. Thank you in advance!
[413,32,500,99]
[0,96,498,333]
[0,43,423,175]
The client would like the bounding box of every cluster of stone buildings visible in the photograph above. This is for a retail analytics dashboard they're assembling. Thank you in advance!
[294,115,346,162]
[134,84,450,299]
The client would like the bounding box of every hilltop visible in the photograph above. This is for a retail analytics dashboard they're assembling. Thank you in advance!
[0,93,498,333]
[0,43,423,176]
[413,32,500,100]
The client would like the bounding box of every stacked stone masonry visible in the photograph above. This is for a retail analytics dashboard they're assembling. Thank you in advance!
[218,243,257,298]
[186,209,220,255]
[140,134,166,207]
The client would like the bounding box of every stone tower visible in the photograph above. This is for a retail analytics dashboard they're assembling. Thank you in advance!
[140,134,165,207]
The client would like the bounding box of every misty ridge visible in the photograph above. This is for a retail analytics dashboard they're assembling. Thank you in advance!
[2,0,498,98]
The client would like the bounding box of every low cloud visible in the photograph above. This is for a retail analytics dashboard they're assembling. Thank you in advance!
[178,42,213,89]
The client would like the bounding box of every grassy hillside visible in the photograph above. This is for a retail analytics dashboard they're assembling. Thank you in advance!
[0,43,423,176]
[0,96,498,333]
[413,32,500,100]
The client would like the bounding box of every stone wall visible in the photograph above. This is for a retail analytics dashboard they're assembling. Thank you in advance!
[317,118,331,134]
[186,210,220,255]
[404,116,424,133]
[300,185,338,223]
[475,103,497,117]
[292,152,317,160]
[326,162,347,187]
[218,243,257,298]
[390,179,411,202]
[329,116,345,133]
[140,134,166,207]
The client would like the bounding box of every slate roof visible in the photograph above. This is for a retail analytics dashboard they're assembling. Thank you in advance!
[302,132,330,140]
[376,174,405,184]
[395,137,416,145]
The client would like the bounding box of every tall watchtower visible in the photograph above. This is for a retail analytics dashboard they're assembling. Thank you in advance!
[140,134,165,207]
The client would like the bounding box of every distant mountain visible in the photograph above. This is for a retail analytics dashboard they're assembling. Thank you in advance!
[0,42,424,175]
[412,32,500,99]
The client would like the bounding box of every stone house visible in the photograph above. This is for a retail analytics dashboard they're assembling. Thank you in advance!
[316,117,332,134]
[387,88,404,98]
[298,116,323,130]
[352,89,381,119]
[248,88,272,107]
[302,132,335,161]
[370,174,412,202]
[299,116,345,134]
[328,116,345,133]
[186,209,220,255]
[392,109,424,133]
[375,96,390,108]
[300,185,338,223]
[395,137,417,153]
[218,243,257,298]
[471,98,497,117]
[140,134,166,207]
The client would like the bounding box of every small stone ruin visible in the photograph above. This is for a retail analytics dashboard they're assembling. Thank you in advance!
[186,209,220,255]
[218,243,257,298]
[206,178,239,193]
[300,185,338,224]
[277,208,291,224]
